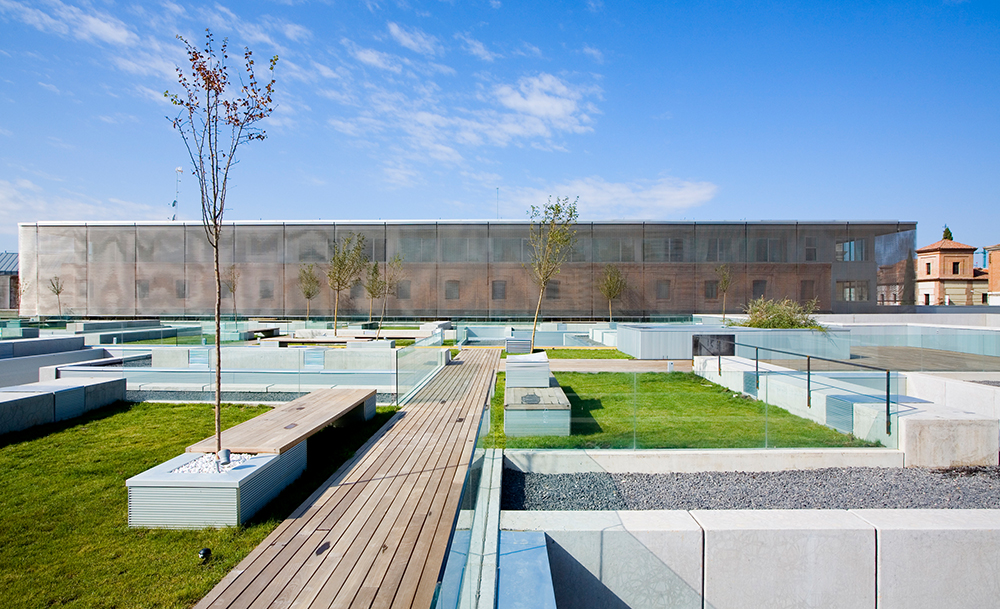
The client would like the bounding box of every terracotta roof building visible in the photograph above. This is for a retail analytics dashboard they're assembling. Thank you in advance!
[915,239,988,306]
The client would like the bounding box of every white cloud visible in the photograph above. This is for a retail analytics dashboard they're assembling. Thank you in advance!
[38,82,61,94]
[582,45,603,63]
[342,38,403,73]
[495,73,595,133]
[586,0,604,12]
[456,33,499,62]
[387,22,439,56]
[0,0,137,46]
[490,0,501,7]
[505,176,718,220]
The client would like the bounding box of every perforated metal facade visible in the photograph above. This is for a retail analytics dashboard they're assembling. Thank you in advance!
[18,220,917,318]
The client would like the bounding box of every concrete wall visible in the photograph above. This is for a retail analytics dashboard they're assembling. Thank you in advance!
[502,509,1000,609]
[150,346,395,372]
[0,335,85,359]
[618,325,850,360]
[902,372,1000,420]
[0,348,109,388]
[0,377,125,435]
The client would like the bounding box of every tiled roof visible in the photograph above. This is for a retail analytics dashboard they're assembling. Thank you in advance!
[974,267,989,279]
[0,252,17,274]
[915,239,977,253]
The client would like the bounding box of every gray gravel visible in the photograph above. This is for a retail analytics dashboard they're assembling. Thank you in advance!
[974,380,1000,388]
[504,467,1000,510]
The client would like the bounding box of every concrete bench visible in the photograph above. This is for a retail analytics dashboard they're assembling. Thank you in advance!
[504,378,571,437]
[0,377,125,435]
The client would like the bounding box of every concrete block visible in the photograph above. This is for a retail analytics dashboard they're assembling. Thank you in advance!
[691,509,875,609]
[852,509,1000,609]
[497,531,557,609]
[0,392,54,434]
[899,412,1000,467]
[501,510,703,609]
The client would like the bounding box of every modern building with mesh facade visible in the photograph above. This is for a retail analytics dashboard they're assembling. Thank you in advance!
[17,220,917,319]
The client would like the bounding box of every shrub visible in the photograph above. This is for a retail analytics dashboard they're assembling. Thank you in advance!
[733,297,824,330]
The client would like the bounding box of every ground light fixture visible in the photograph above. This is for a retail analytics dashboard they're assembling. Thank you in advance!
[199,548,212,564]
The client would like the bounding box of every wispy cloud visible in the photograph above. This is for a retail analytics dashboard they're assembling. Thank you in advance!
[582,45,604,63]
[505,176,718,219]
[387,22,439,56]
[0,0,137,45]
[586,0,604,13]
[343,38,403,73]
[456,33,499,62]
[37,81,61,94]
[495,73,597,133]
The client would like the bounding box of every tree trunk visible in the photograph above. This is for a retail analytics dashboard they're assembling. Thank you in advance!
[333,290,340,336]
[609,298,613,323]
[368,296,373,322]
[214,243,222,456]
[530,285,544,352]
[377,294,388,340]
[306,299,310,322]
[722,292,727,322]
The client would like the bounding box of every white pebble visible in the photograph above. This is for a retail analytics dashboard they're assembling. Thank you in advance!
[171,453,257,474]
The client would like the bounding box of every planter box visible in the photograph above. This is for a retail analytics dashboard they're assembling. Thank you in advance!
[126,440,307,529]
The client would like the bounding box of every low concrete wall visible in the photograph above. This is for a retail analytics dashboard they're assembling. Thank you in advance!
[504,448,905,474]
[150,346,395,372]
[501,508,1000,609]
[0,377,124,434]
[0,392,54,434]
[903,371,1000,421]
[0,335,85,359]
[0,348,108,388]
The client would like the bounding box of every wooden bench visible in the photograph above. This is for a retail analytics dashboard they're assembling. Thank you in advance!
[187,387,376,454]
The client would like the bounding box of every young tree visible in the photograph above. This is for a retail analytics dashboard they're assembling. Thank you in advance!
[943,225,954,241]
[375,254,405,339]
[47,276,64,318]
[524,196,578,351]
[166,30,277,456]
[221,264,240,320]
[715,263,733,321]
[363,260,384,322]
[326,233,367,336]
[598,264,627,322]
[298,263,321,321]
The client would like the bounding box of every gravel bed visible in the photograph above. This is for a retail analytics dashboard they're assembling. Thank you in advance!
[974,380,1000,388]
[127,390,396,404]
[171,452,256,474]
[504,467,1000,511]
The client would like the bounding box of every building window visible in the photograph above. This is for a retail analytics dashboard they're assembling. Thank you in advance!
[399,237,437,262]
[491,238,525,262]
[545,281,560,300]
[705,238,731,262]
[491,280,506,301]
[136,280,149,299]
[259,280,274,300]
[752,280,767,300]
[656,280,671,300]
[396,280,411,300]
[984,293,989,304]
[803,236,817,262]
[175,280,187,299]
[754,239,783,262]
[837,280,870,302]
[926,262,932,275]
[704,280,718,300]
[595,238,635,262]
[644,238,684,262]
[924,293,930,305]
[836,239,867,262]
[800,280,815,302]
[952,261,961,275]
[444,280,460,300]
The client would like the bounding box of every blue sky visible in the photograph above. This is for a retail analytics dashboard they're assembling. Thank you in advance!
[1,0,997,257]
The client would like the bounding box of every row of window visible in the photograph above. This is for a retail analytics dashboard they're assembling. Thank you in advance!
[140,277,869,303]
[924,261,965,275]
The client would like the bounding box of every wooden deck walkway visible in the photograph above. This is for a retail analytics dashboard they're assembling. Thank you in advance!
[187,388,376,454]
[195,347,502,609]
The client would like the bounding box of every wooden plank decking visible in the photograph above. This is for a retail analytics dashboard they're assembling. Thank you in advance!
[195,347,501,609]
[187,388,376,455]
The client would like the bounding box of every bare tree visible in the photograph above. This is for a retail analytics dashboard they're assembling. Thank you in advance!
[298,263,321,321]
[375,254,405,339]
[47,276,64,318]
[598,264,627,322]
[166,30,277,456]
[363,260,384,322]
[524,196,578,351]
[326,233,367,336]
[221,264,240,320]
[715,263,732,321]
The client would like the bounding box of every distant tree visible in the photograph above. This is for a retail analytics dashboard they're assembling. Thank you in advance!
[715,264,733,321]
[524,196,578,351]
[943,225,954,241]
[221,264,240,320]
[901,252,916,305]
[375,254,405,339]
[363,260,384,322]
[598,264,627,322]
[165,29,277,456]
[298,263,321,321]
[47,276,64,318]
[326,233,368,336]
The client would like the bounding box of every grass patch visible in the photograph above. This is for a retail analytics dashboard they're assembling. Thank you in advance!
[500,348,633,359]
[484,371,877,450]
[130,335,245,346]
[0,401,395,609]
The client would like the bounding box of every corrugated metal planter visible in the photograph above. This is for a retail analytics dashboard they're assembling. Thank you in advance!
[126,440,307,529]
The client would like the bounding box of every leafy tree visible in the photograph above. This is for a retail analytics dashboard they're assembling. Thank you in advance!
[715,263,733,321]
[47,276,64,318]
[598,264,627,322]
[221,264,240,320]
[524,196,578,350]
[943,225,954,241]
[734,297,824,330]
[326,233,368,336]
[363,260,384,322]
[298,263,321,321]
[375,254,405,339]
[166,30,277,456]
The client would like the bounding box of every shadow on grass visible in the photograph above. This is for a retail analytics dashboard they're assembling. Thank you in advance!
[560,385,604,436]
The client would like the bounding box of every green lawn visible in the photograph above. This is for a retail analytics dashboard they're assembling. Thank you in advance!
[0,401,395,609]
[129,335,246,346]
[500,348,633,359]
[486,371,878,449]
